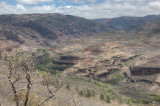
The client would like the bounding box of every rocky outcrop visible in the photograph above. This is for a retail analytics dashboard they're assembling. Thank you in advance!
[60,42,138,82]
[52,60,75,65]
[60,56,79,61]
[130,56,160,76]
[51,55,79,71]
[65,54,137,82]
[130,66,160,76]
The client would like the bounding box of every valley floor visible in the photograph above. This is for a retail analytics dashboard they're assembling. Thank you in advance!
[0,33,160,106]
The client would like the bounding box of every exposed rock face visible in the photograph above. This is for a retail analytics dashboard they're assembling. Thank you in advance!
[130,66,160,76]
[130,56,160,76]
[52,60,75,65]
[63,42,137,81]
[60,56,79,61]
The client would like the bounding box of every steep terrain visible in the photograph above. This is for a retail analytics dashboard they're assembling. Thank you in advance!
[41,20,160,104]
[1,14,160,106]
[0,14,113,50]
[41,32,160,105]
[93,15,160,30]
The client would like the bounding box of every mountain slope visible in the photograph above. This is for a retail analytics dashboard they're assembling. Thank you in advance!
[0,14,113,44]
[93,15,160,30]
[133,21,160,46]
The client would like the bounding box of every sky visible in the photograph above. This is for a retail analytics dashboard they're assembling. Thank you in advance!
[0,0,160,19]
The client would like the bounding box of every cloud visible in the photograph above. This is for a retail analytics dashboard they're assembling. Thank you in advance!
[0,2,26,14]
[57,0,102,4]
[17,0,53,4]
[0,0,160,19]
[57,1,160,19]
[0,2,56,14]
[149,1,160,9]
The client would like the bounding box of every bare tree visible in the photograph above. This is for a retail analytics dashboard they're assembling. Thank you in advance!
[38,82,63,106]
[0,51,63,106]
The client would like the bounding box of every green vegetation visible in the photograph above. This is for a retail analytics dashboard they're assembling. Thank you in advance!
[3,13,160,106]
[36,49,52,69]
[17,90,44,106]
[105,95,111,103]
[36,48,72,76]
[68,75,160,105]
[124,93,160,105]
[115,74,125,81]
[142,93,160,104]
[69,76,121,103]
[66,82,71,90]
[78,88,95,97]
[49,64,71,71]
[114,86,160,105]
[48,69,62,75]
[37,49,52,66]
[36,48,64,75]
[100,93,104,100]
[108,69,125,85]
[92,90,95,97]
[69,76,109,88]
[124,59,133,67]
[85,89,92,97]
[9,50,158,106]
[106,74,124,85]
[110,70,120,75]
[118,96,124,104]
[75,86,79,92]
[79,90,84,96]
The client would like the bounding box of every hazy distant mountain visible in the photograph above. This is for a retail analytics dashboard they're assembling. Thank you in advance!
[93,15,160,30]
[134,21,160,33]
[131,21,160,41]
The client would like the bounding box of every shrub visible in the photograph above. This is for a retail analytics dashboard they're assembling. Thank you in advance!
[100,93,105,100]
[105,95,111,103]
[49,64,70,71]
[127,99,133,106]
[48,69,62,75]
[75,86,79,92]
[118,97,123,104]
[79,90,84,96]
[17,90,43,106]
[66,82,71,90]
[85,89,92,97]
[116,74,125,81]
[124,60,133,67]
[92,90,95,97]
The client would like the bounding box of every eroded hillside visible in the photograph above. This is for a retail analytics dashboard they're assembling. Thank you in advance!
[0,14,160,106]
[44,31,160,105]
[0,14,114,51]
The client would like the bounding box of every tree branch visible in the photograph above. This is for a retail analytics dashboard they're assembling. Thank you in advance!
[38,83,63,106]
